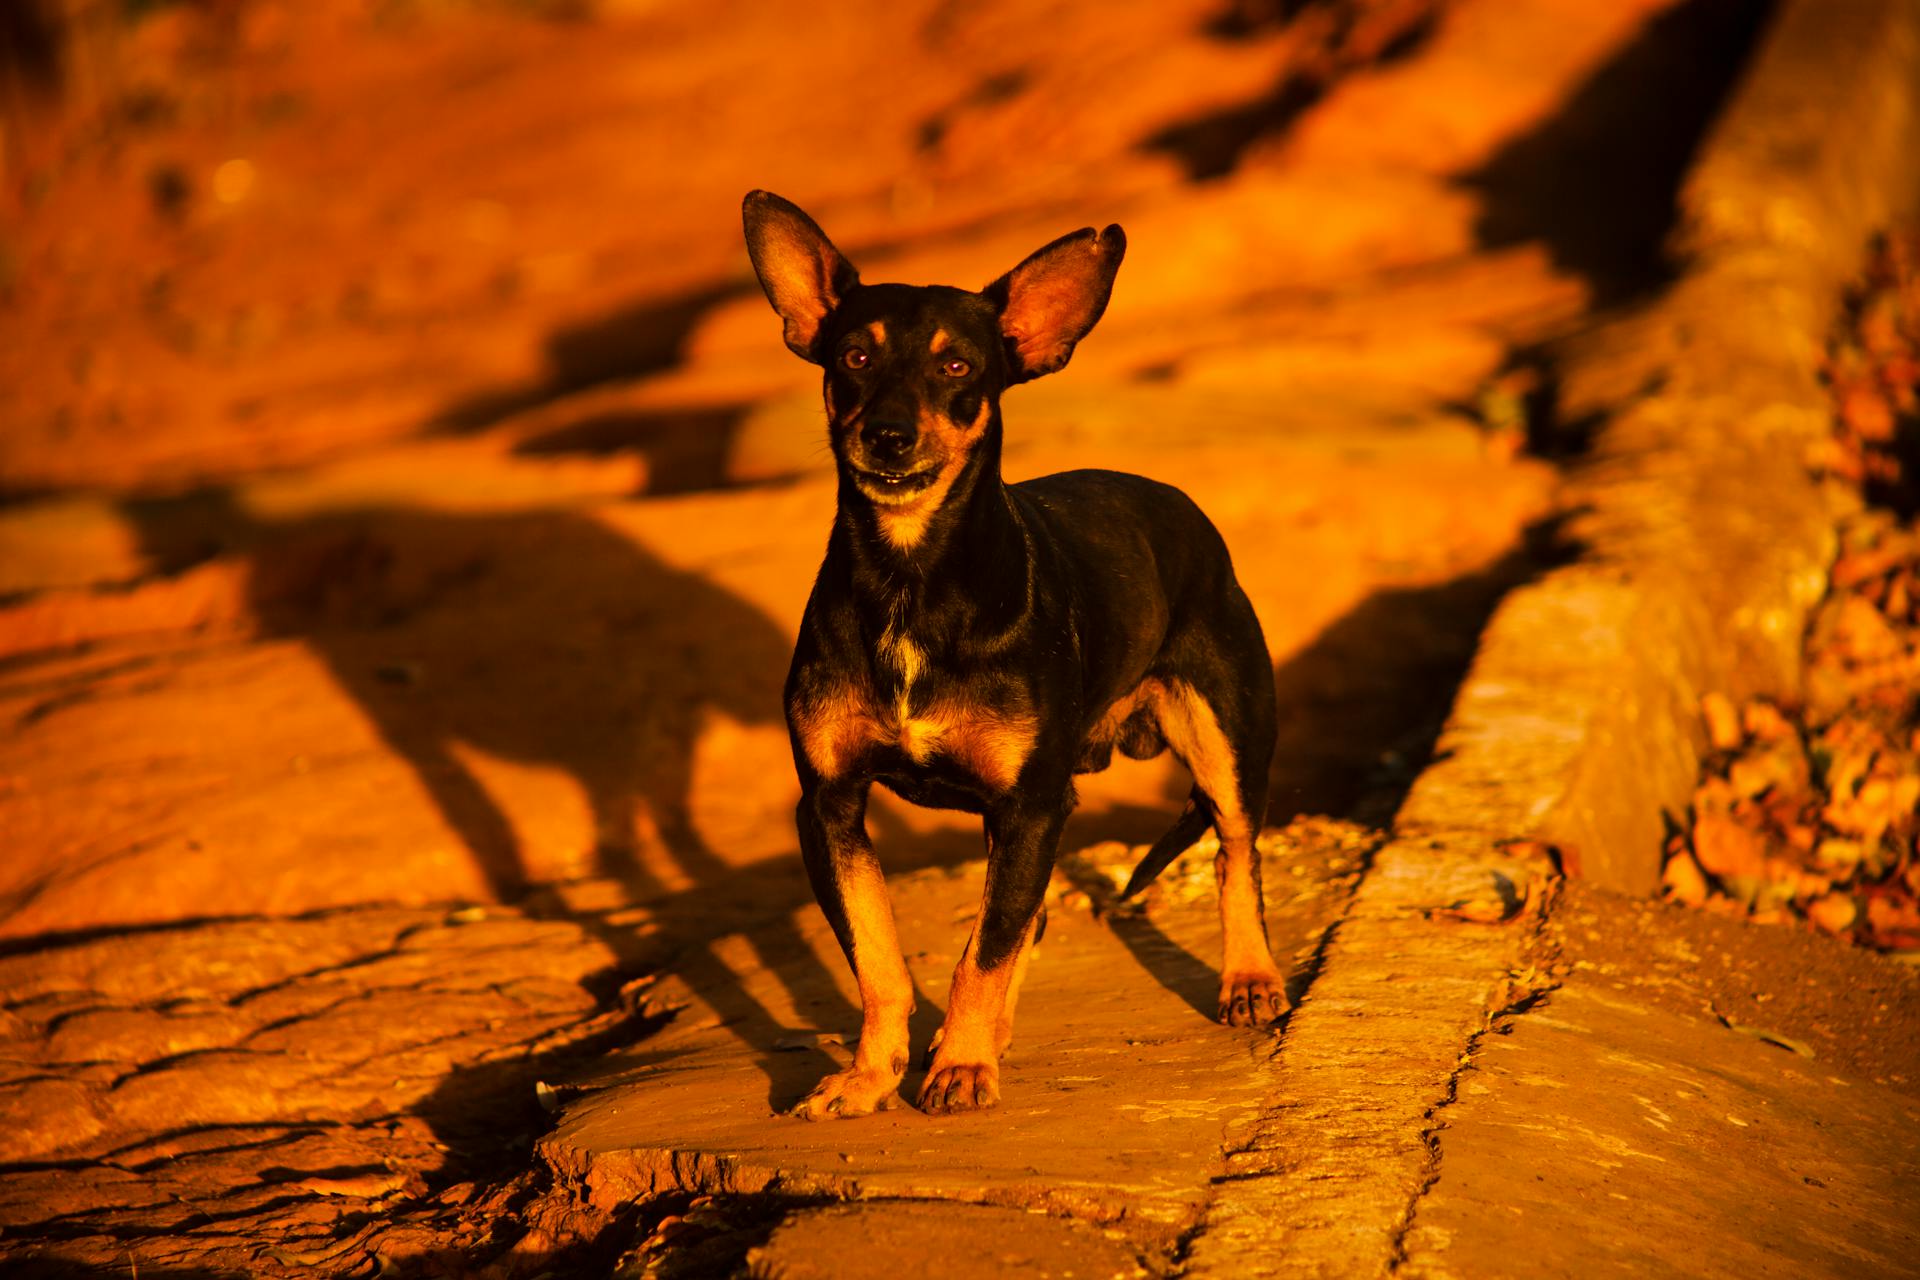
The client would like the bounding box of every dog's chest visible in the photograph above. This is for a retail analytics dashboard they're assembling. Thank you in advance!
[790,629,1037,793]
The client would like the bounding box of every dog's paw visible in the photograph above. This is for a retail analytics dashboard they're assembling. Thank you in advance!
[917,1060,1000,1114]
[1217,969,1289,1027]
[790,1063,903,1120]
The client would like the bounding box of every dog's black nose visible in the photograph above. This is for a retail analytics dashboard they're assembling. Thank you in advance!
[861,418,917,465]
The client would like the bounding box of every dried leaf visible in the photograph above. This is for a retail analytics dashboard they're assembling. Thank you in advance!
[1691,812,1767,879]
[1806,893,1858,934]
[1719,1017,1816,1058]
[1742,700,1796,743]
[1727,735,1809,800]
[1662,850,1710,906]
[1867,894,1920,935]
[1840,383,1897,442]
[1676,232,1920,944]
[1430,894,1522,925]
[1829,596,1904,662]
[1886,574,1911,620]
[771,1031,847,1051]
[1828,776,1900,848]
[1806,435,1861,479]
[1701,692,1742,750]
[1793,870,1833,899]
[1780,818,1819,854]
[1833,546,1907,589]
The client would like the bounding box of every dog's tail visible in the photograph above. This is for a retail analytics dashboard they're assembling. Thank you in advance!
[1119,790,1214,899]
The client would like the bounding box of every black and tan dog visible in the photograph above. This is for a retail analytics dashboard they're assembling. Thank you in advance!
[743,191,1284,1118]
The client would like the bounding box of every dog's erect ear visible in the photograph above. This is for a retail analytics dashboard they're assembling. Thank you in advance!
[742,191,861,363]
[984,224,1125,384]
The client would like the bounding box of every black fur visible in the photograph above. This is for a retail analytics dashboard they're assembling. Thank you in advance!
[744,190,1282,1114]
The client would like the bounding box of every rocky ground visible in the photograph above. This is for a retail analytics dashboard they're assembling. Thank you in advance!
[2,0,1917,1276]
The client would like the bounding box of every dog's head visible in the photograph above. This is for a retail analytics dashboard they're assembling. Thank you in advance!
[742,191,1125,530]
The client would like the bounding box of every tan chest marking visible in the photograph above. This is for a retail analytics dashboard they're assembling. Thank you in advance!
[793,675,1036,792]
[791,681,883,780]
[895,695,1038,792]
[877,627,925,687]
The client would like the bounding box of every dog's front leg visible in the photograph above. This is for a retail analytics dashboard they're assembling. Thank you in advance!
[920,791,1068,1114]
[791,780,913,1119]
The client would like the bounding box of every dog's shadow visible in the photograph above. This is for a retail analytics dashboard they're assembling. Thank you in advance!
[118,489,880,1111]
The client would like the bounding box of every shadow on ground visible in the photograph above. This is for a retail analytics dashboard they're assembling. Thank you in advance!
[434,281,752,435]
[117,491,875,1115]
[1465,0,1776,307]
[1269,523,1569,828]
[1141,0,1445,181]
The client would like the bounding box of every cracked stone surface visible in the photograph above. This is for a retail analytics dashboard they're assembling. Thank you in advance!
[0,900,645,1276]
[749,1201,1152,1280]
[1178,838,1556,1277]
[1397,984,1920,1278]
[539,825,1376,1255]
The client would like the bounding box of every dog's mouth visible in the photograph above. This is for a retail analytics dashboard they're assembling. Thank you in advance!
[852,466,939,503]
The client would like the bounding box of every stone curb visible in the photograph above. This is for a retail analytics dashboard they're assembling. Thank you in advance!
[1397,0,1920,893]
[1181,837,1553,1278]
[1183,1,1920,1274]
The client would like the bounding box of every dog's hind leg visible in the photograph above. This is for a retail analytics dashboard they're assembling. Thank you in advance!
[1152,673,1287,1026]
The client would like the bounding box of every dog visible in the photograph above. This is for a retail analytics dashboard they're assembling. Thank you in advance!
[742,191,1285,1118]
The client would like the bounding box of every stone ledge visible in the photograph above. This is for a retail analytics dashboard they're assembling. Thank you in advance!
[1400,0,1920,892]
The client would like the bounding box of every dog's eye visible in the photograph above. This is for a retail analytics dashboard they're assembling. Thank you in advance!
[941,358,971,378]
[842,348,870,371]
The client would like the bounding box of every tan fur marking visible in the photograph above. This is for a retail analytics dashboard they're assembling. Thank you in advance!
[799,674,1033,793]
[795,857,914,1116]
[875,397,993,551]
[790,681,882,779]
[891,696,1037,792]
[878,631,925,687]
[928,890,1043,1082]
[934,930,1021,1065]
[866,320,887,345]
[843,861,913,1016]
[1149,679,1247,836]
[1217,859,1271,975]
[1145,679,1283,992]
[994,911,1044,1056]
[929,328,950,353]
[1090,681,1148,746]
[940,705,1038,792]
